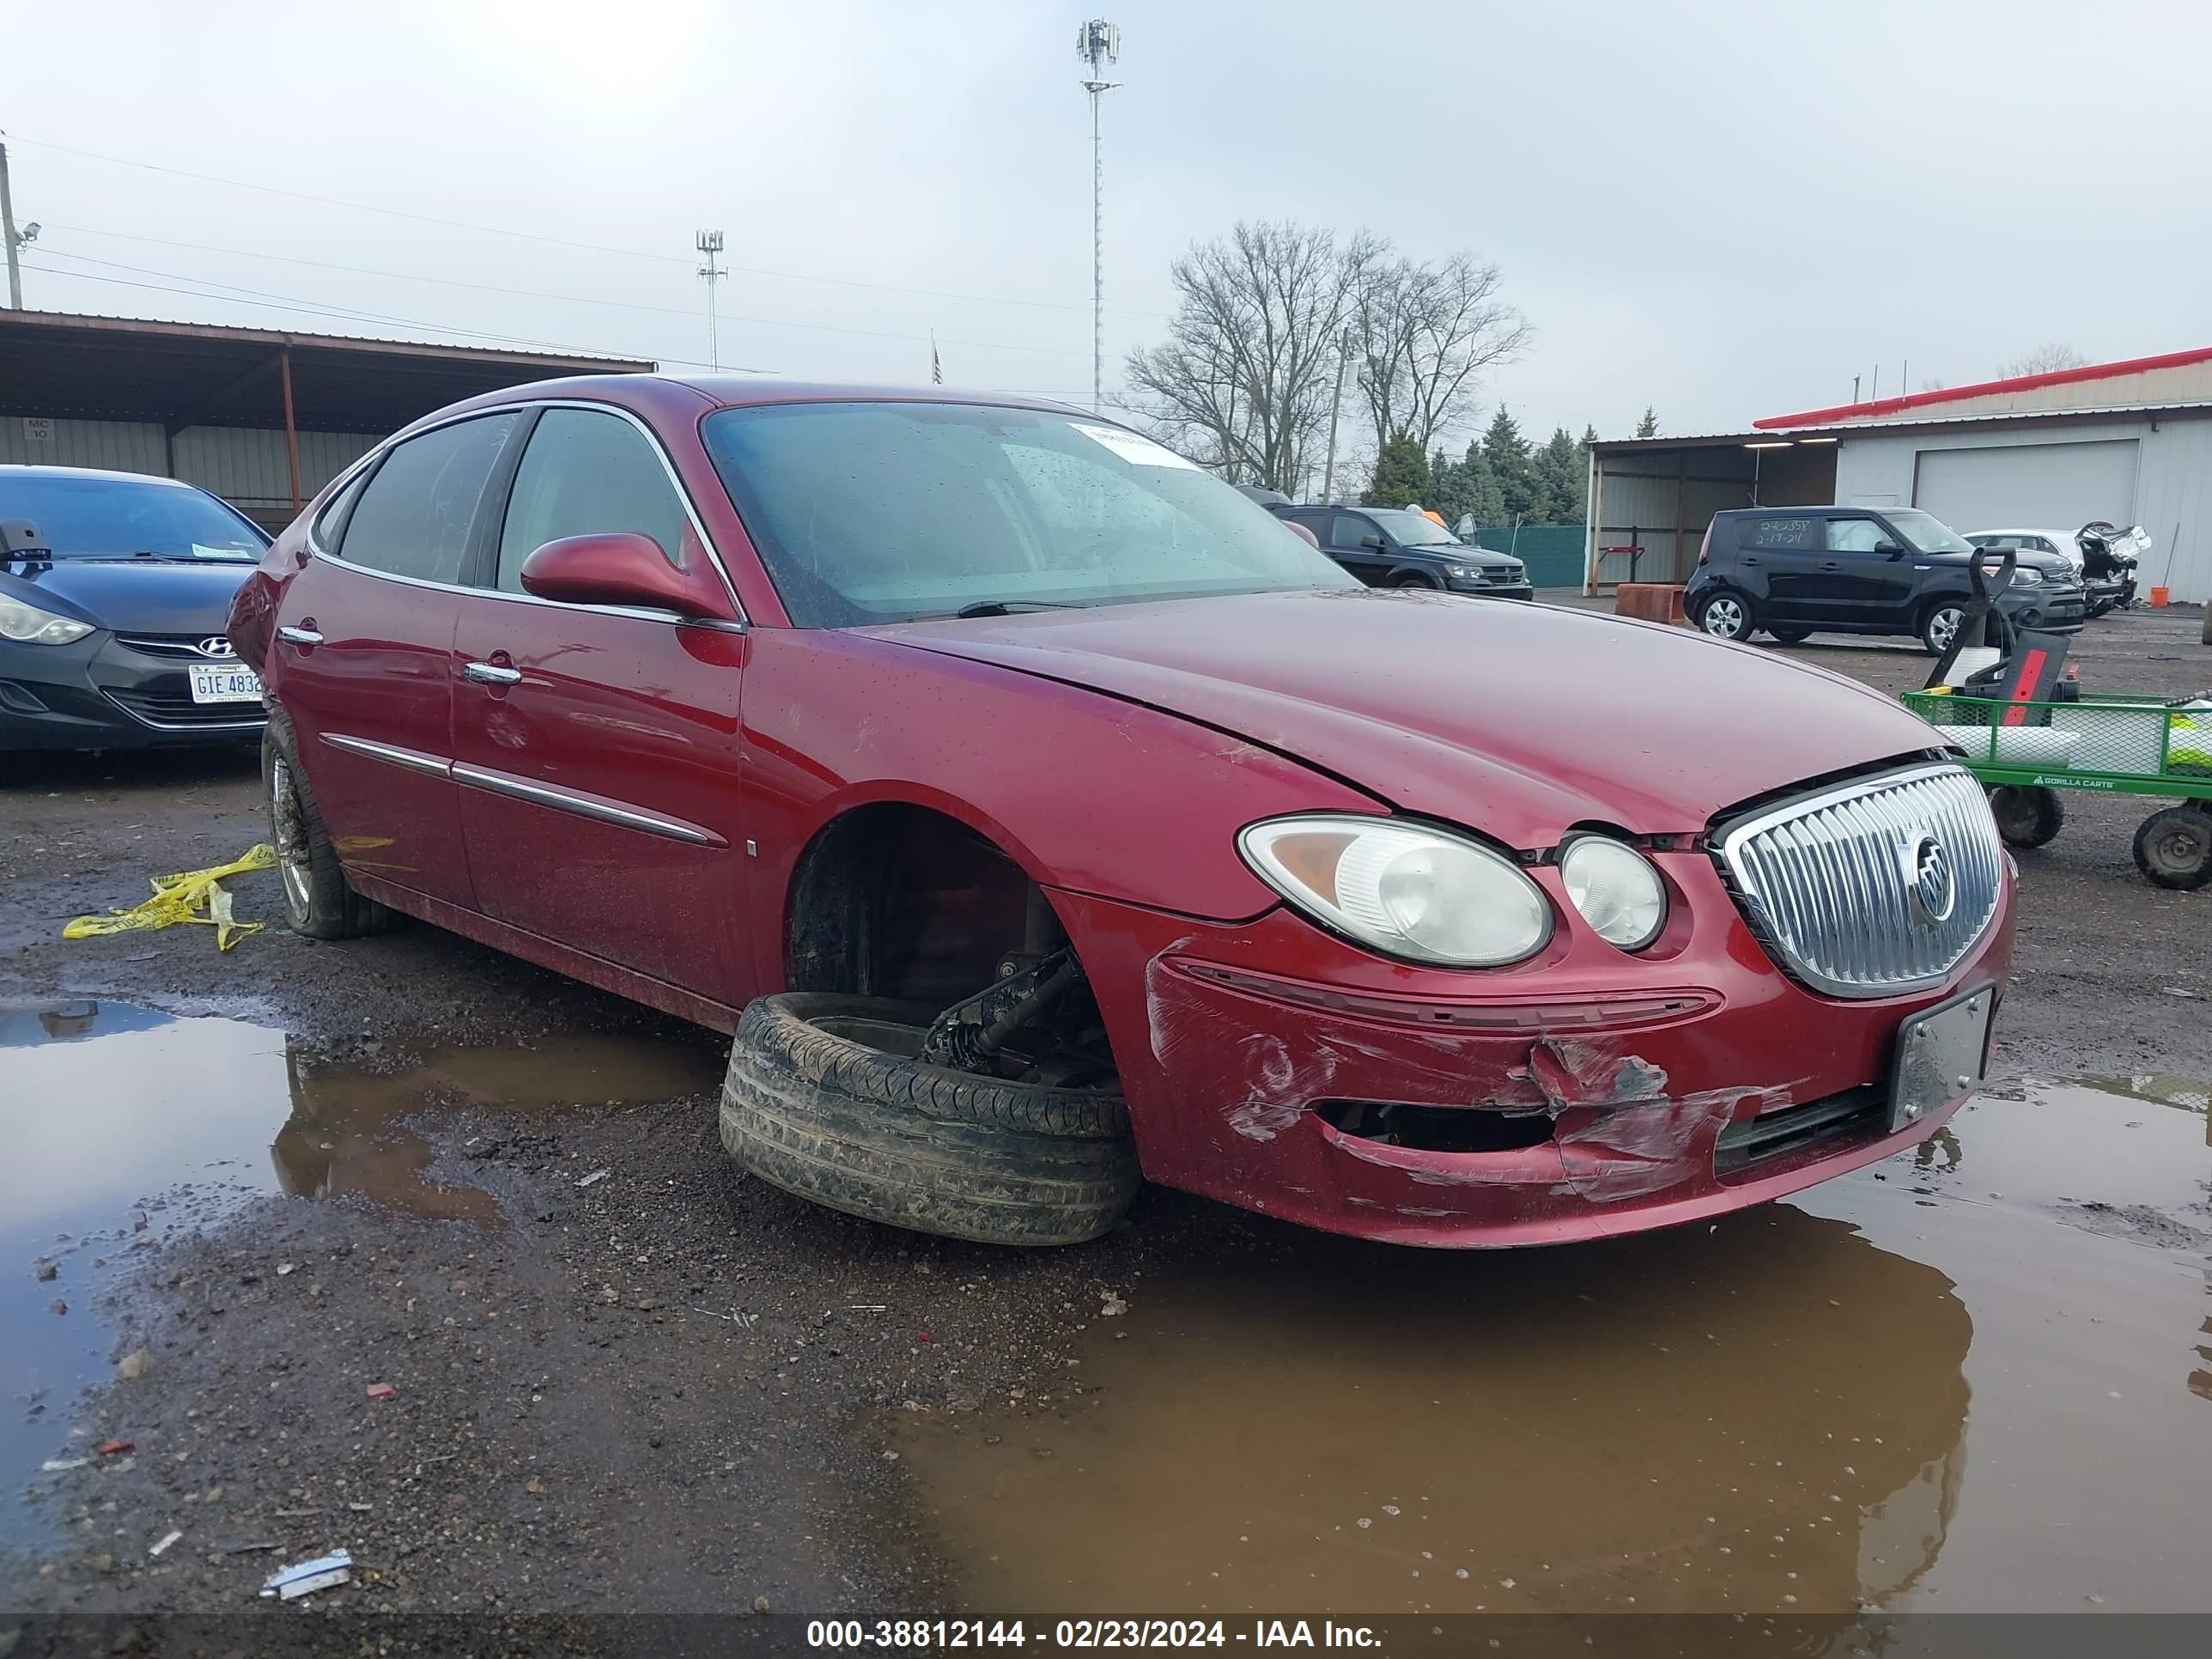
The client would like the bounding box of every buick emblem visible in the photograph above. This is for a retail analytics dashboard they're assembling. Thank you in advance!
[197,636,235,659]
[1905,831,1955,927]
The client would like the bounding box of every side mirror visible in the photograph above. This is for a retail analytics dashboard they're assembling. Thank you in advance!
[1874,540,1904,557]
[518,532,720,616]
[1358,533,1385,550]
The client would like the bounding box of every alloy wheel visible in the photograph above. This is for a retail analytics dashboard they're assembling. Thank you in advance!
[1926,606,1963,654]
[1700,596,1747,639]
[269,755,314,920]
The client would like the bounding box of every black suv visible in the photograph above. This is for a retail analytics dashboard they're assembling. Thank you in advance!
[1276,505,1534,600]
[1685,505,2085,655]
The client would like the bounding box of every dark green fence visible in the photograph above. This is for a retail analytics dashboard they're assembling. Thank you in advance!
[1468,524,1584,589]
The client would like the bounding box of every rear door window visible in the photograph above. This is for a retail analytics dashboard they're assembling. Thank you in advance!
[337,413,523,584]
[1741,517,1821,550]
[313,465,376,553]
[493,408,691,593]
[1328,514,1376,549]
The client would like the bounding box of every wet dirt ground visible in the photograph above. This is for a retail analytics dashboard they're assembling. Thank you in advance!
[1,605,2208,1623]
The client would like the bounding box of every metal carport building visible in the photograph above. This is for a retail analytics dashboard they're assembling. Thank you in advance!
[1584,346,2212,603]
[0,311,652,531]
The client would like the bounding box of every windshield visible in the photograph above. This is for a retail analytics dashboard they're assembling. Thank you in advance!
[0,474,270,561]
[700,403,1356,626]
[1883,508,1974,556]
[1364,508,1458,546]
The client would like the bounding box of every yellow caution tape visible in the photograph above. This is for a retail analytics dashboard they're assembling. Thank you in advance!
[63,843,278,952]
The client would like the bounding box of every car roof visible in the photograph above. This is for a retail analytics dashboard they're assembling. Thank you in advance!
[1718,504,1863,515]
[1968,527,2070,538]
[419,371,1091,425]
[0,464,201,489]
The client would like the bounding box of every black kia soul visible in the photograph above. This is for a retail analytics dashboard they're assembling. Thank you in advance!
[1685,505,2086,656]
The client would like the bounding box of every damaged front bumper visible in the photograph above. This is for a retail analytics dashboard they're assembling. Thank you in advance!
[1054,848,2014,1247]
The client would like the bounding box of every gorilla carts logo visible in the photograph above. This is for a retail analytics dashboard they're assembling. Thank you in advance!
[1905,831,1955,927]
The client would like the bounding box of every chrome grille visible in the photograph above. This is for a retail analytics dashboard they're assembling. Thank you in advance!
[1713,763,2003,1000]
[113,633,220,659]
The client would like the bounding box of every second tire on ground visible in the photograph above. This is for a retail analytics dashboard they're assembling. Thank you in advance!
[720,994,1141,1247]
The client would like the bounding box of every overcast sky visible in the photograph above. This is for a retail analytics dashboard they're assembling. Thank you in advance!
[4,0,2208,451]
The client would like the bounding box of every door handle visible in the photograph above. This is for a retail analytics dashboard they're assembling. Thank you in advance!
[1740,556,1760,567]
[464,660,522,685]
[277,624,323,647]
[1820,561,1842,571]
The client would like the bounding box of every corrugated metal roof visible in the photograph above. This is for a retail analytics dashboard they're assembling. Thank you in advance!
[1591,401,2212,457]
[0,309,654,433]
[1756,344,2212,429]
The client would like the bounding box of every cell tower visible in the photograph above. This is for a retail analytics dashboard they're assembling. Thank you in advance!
[1076,19,1121,413]
[696,229,726,370]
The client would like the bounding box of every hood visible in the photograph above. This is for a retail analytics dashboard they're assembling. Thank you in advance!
[1431,545,1522,569]
[873,588,1945,845]
[1,557,257,635]
[1931,546,2076,580]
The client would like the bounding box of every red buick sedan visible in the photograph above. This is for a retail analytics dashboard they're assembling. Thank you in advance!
[228,377,2014,1248]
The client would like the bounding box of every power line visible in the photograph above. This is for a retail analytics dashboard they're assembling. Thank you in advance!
[15,261,719,366]
[8,132,1167,319]
[34,243,1092,359]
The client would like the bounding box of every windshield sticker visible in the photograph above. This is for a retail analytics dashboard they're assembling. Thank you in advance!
[191,544,252,560]
[1072,422,1200,471]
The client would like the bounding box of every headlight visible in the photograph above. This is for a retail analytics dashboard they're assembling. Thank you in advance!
[1237,815,1552,966]
[2011,568,2043,586]
[1559,836,1668,950]
[0,594,96,646]
[1447,564,1481,580]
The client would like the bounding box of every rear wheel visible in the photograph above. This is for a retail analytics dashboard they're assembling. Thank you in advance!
[1694,592,1754,642]
[263,713,399,939]
[1920,601,1967,657]
[721,994,1139,1247]
[2132,805,2212,890]
[1988,785,2064,849]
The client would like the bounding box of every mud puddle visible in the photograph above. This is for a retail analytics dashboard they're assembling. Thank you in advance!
[2,1000,721,1540]
[898,1080,2212,1616]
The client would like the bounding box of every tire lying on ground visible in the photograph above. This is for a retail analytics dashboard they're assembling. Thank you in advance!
[721,993,1140,1246]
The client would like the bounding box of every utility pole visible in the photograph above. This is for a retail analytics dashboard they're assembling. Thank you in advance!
[1076,20,1121,414]
[1322,329,1355,501]
[696,229,726,370]
[1,142,40,310]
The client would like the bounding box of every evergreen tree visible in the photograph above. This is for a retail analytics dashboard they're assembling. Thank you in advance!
[1483,407,1544,520]
[1532,427,1586,523]
[1429,447,1474,525]
[1364,434,1433,507]
[1456,435,1506,526]
[1635,405,1659,439]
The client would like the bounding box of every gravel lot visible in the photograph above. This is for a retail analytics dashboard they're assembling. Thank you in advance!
[2,602,2206,1629]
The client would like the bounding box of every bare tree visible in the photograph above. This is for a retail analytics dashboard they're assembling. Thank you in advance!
[1121,222,1383,493]
[1350,252,1530,458]
[1997,343,2088,378]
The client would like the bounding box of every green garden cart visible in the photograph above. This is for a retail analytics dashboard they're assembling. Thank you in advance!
[1902,686,2212,889]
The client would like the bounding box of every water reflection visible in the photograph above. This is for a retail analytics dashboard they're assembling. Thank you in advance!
[899,1206,1972,1616]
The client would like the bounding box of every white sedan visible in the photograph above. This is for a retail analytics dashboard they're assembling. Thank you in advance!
[1966,525,2148,617]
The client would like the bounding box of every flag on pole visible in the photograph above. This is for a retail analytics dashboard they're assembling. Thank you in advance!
[931,331,942,385]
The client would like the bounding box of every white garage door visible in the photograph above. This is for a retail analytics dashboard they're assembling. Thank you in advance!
[1913,439,2139,533]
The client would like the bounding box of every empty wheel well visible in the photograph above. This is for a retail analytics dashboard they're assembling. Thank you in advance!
[784,803,1070,1005]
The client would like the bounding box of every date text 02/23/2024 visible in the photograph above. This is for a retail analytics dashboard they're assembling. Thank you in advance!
[806,1621,1382,1650]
